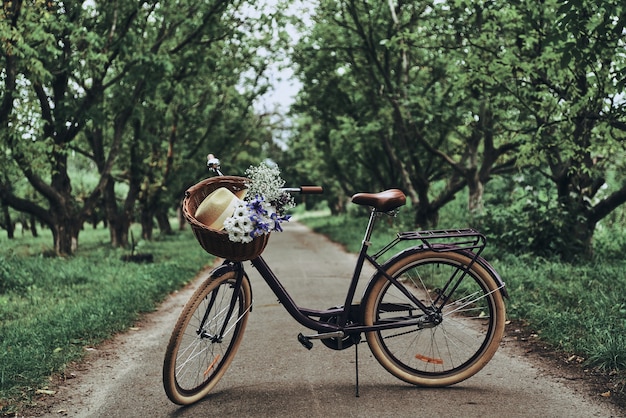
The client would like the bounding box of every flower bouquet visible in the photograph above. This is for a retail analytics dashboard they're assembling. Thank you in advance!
[183,162,294,260]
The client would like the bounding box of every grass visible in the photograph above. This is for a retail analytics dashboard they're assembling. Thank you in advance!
[496,254,626,370]
[0,222,212,414]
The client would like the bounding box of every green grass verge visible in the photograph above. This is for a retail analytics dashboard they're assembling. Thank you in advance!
[498,254,626,371]
[0,223,211,413]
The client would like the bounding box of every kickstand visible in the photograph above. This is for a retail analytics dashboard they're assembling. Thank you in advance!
[354,340,360,398]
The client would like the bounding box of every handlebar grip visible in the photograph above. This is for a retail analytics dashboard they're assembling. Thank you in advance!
[300,186,323,194]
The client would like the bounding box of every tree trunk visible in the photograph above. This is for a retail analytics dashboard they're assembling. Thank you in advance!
[29,214,38,237]
[413,191,439,228]
[109,218,131,248]
[140,209,154,241]
[414,205,439,229]
[2,202,14,239]
[156,209,173,235]
[571,220,594,259]
[103,177,132,248]
[48,195,81,255]
[177,206,186,231]
[467,176,485,215]
[48,148,82,255]
[52,219,80,256]
[559,196,595,260]
[328,193,346,215]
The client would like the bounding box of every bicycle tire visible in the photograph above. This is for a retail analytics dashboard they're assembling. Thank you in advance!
[163,269,252,405]
[362,250,505,387]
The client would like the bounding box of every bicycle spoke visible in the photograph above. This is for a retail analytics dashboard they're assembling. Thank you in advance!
[364,251,505,385]
[163,273,252,404]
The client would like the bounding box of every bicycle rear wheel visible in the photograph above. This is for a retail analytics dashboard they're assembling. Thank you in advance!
[362,250,505,387]
[163,269,252,405]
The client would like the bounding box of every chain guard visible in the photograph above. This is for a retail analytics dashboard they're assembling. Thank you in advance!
[319,313,356,351]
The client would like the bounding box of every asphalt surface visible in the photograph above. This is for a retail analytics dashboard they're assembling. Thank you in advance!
[45,222,621,417]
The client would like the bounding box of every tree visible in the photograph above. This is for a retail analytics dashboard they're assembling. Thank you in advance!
[289,0,520,226]
[506,0,626,257]
[290,0,626,258]
[0,1,110,255]
[0,0,284,254]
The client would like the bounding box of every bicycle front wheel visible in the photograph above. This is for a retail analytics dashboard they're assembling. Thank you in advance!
[363,250,505,387]
[163,269,252,405]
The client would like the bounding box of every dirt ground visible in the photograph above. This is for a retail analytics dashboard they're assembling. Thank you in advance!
[504,319,626,412]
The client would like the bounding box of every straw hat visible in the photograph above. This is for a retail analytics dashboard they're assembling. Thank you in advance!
[194,187,242,230]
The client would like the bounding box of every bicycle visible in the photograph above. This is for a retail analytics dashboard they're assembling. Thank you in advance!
[163,156,508,405]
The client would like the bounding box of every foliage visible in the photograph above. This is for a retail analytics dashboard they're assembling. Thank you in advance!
[508,0,626,257]
[475,173,588,258]
[0,0,288,254]
[288,0,521,226]
[288,0,626,258]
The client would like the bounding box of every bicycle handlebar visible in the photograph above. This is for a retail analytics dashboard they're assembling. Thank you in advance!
[282,186,324,194]
[207,154,323,194]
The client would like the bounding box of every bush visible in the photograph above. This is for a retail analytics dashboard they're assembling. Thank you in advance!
[0,256,36,294]
[476,174,589,260]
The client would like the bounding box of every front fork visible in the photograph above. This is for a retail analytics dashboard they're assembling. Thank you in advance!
[197,261,247,342]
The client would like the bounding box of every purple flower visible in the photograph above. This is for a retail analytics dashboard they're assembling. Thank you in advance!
[251,221,270,238]
[270,213,291,232]
[247,195,268,216]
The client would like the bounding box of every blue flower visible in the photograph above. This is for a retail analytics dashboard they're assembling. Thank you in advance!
[270,213,291,232]
[247,195,268,216]
[251,220,271,238]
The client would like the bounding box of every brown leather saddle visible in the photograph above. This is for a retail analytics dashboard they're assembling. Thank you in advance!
[351,189,406,212]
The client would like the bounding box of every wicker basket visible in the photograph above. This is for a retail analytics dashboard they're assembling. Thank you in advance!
[182,176,270,261]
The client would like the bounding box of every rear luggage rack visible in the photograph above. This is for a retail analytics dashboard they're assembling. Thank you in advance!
[373,228,486,260]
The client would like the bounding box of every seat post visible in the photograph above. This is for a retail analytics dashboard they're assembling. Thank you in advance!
[361,209,380,248]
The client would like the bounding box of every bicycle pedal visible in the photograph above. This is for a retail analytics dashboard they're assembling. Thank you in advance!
[297,333,313,350]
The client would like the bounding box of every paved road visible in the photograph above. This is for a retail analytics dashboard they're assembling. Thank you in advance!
[46,222,620,417]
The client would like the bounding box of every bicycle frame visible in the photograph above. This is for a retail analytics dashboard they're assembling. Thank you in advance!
[242,208,507,339]
[248,208,384,336]
[203,156,506,341]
